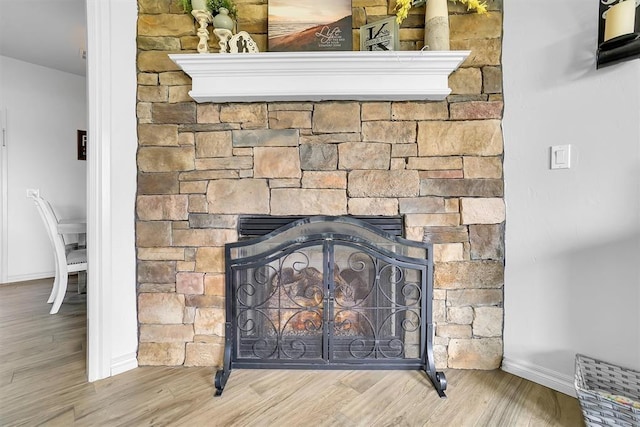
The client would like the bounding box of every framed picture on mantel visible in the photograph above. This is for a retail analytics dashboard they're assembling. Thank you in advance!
[268,0,353,52]
[360,17,399,51]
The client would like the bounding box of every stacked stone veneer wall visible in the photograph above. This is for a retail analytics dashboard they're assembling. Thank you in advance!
[136,0,504,369]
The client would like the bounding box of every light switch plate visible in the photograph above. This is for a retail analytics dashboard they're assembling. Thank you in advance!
[550,145,571,169]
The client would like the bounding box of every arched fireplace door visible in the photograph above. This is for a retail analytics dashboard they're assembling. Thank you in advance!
[215,216,447,398]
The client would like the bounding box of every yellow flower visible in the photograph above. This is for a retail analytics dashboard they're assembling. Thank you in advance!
[395,0,488,24]
[451,0,488,14]
[395,0,412,24]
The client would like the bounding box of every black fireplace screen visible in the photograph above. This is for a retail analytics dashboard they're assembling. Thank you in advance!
[215,216,446,397]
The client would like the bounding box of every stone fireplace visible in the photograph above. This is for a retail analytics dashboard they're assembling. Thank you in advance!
[135,0,504,372]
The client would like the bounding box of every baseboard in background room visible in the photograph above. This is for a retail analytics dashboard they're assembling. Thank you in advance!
[1,272,54,285]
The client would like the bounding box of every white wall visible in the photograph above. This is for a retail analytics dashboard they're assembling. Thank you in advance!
[0,56,87,282]
[503,0,640,395]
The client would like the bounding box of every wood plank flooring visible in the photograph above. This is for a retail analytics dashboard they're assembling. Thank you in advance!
[0,279,586,426]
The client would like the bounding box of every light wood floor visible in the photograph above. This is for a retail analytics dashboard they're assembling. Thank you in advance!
[0,279,585,426]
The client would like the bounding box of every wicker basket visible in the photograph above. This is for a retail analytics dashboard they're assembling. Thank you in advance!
[575,353,640,427]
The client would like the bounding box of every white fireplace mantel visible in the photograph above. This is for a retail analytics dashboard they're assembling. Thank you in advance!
[169,51,470,103]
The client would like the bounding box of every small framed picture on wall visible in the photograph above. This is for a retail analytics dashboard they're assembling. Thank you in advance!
[77,130,86,161]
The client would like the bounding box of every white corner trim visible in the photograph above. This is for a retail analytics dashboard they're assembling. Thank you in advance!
[86,0,113,383]
[0,108,7,284]
[111,352,138,376]
[502,357,577,398]
[169,51,470,103]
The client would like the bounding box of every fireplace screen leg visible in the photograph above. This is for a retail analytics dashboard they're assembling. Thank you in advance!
[214,322,233,396]
[425,369,447,398]
[214,367,230,397]
[423,324,447,398]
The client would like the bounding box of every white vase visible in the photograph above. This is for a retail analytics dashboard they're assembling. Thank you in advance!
[424,0,450,51]
[212,7,235,32]
[191,0,208,11]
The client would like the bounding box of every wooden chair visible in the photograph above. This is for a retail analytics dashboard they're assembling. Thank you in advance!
[29,194,87,314]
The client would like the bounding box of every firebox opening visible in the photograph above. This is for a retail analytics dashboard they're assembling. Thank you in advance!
[237,215,405,239]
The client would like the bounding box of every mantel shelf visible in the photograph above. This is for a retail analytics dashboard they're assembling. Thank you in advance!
[169,51,470,103]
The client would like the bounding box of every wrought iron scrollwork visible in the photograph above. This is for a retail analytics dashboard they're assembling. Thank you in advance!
[215,217,445,398]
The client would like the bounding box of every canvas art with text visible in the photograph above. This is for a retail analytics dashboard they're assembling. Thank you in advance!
[268,0,353,52]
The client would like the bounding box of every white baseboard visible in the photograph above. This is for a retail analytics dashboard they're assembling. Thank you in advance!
[111,352,138,376]
[502,357,576,397]
[2,271,53,284]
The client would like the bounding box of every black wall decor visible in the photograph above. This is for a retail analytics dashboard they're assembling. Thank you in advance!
[597,0,640,68]
[77,130,87,161]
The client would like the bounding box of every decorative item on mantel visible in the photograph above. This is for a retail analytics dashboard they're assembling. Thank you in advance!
[228,32,260,53]
[360,16,400,51]
[268,0,353,52]
[425,0,450,51]
[180,0,213,53]
[207,0,259,53]
[212,6,235,31]
[209,0,237,52]
[215,29,260,53]
[395,0,487,50]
